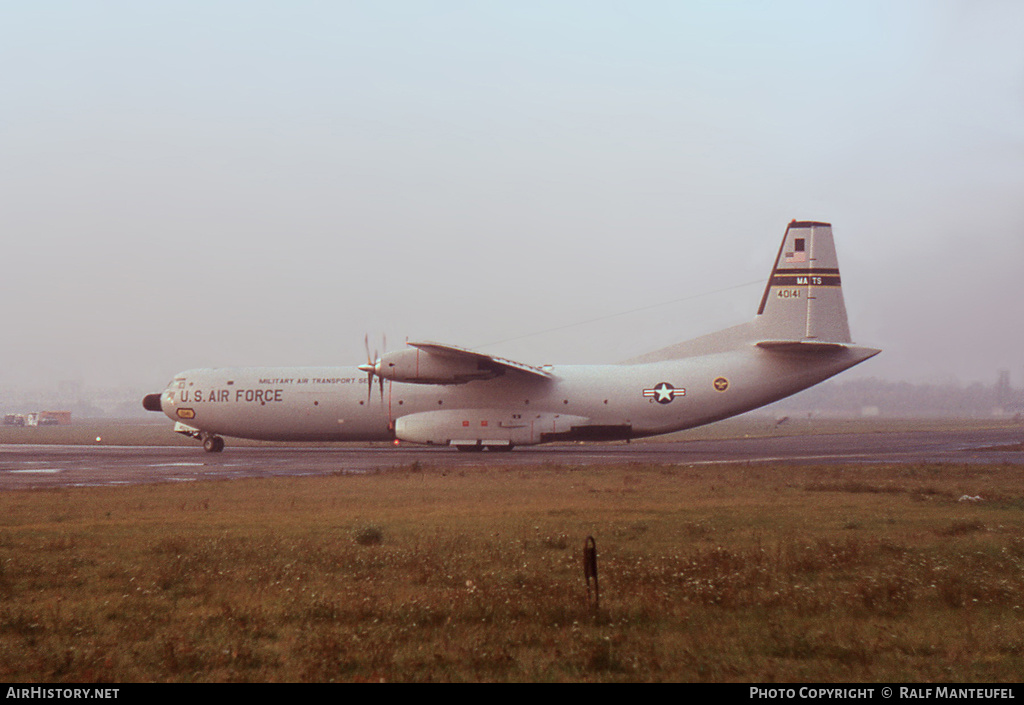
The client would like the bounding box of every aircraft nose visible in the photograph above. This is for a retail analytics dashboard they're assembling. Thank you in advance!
[142,393,163,412]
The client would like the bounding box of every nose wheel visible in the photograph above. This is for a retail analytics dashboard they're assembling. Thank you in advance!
[170,422,225,453]
[202,435,225,453]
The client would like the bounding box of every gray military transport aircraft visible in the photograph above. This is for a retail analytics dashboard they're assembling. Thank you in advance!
[143,221,879,452]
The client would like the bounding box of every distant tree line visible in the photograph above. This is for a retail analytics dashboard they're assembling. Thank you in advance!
[769,375,1023,418]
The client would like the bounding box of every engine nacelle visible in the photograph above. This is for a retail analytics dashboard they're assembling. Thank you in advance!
[375,348,497,385]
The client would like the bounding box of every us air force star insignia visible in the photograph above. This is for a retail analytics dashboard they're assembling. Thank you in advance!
[713,377,730,392]
[642,382,684,404]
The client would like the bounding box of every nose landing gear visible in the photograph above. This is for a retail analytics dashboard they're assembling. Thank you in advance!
[202,434,225,453]
[170,421,226,453]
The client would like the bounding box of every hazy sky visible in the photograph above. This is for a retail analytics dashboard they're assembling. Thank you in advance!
[2,1,1022,396]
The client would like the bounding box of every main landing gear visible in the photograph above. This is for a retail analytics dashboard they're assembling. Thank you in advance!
[454,443,514,453]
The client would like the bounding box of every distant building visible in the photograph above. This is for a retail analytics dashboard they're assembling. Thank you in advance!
[39,410,72,425]
[17,411,72,426]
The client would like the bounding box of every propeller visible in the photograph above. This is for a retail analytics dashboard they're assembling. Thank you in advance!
[357,334,386,402]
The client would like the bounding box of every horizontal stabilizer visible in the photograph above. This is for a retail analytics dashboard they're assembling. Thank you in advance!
[756,340,851,353]
[758,340,881,369]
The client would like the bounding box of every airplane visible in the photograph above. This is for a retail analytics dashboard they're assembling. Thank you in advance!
[143,220,879,452]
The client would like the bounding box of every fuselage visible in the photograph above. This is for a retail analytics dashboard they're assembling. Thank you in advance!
[147,221,880,451]
[157,343,878,445]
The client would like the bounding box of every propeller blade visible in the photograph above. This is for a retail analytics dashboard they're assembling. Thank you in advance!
[360,334,376,402]
[357,334,388,404]
[379,334,388,402]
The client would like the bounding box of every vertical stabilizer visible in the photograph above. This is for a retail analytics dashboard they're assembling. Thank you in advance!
[754,220,851,344]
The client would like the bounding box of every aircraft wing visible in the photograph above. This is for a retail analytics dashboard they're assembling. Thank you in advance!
[407,341,555,381]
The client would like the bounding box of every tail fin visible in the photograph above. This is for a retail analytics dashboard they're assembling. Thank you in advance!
[622,220,866,364]
[753,220,851,345]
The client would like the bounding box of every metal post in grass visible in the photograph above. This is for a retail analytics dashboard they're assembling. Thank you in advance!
[584,535,599,612]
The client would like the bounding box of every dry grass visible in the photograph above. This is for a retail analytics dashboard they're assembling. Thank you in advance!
[2,461,1024,682]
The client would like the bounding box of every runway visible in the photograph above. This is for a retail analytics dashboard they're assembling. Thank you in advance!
[1,425,1022,489]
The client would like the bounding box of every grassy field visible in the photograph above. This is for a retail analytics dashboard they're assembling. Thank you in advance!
[2,459,1024,682]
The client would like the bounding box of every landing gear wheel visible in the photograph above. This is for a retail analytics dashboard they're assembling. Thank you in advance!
[456,445,483,453]
[202,435,225,453]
